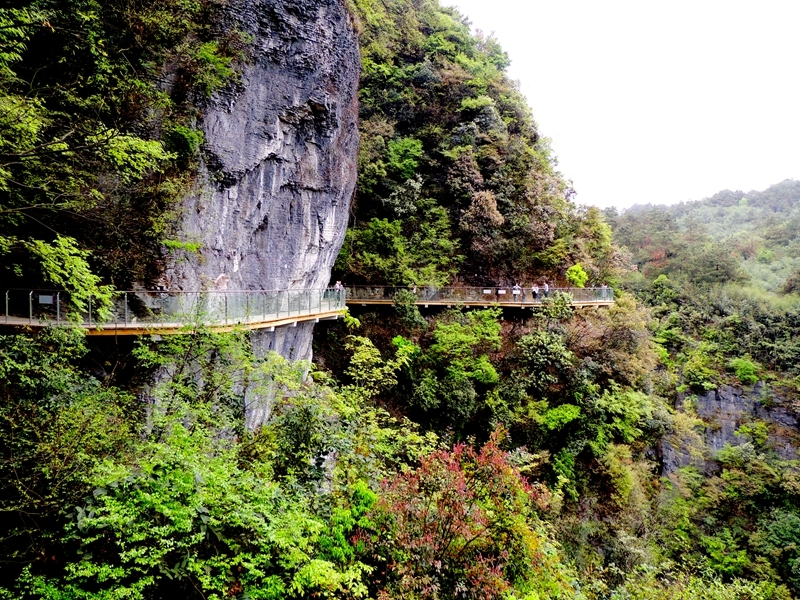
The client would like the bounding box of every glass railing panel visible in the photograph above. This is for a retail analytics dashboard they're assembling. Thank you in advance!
[340,286,615,305]
[2,287,609,332]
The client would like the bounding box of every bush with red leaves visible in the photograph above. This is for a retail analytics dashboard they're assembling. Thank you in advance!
[364,432,575,600]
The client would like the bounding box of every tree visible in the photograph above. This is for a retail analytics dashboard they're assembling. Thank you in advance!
[565,263,589,287]
[366,434,574,600]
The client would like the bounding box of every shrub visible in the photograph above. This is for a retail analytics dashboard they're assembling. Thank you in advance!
[682,343,718,391]
[565,263,589,287]
[393,288,427,330]
[728,356,759,385]
[366,434,575,599]
[386,137,424,179]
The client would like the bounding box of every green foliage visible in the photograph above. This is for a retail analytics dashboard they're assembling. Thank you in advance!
[728,356,759,384]
[542,403,581,431]
[681,342,718,392]
[393,288,428,330]
[338,211,463,286]
[651,273,678,303]
[0,0,248,288]
[162,239,202,254]
[51,411,362,599]
[191,40,239,95]
[386,137,424,179]
[736,421,769,447]
[429,308,502,382]
[382,308,505,434]
[103,134,175,183]
[344,333,417,398]
[339,0,614,287]
[611,567,792,599]
[600,443,636,506]
[654,432,800,597]
[24,236,113,319]
[0,325,448,598]
[460,95,494,111]
[517,329,575,392]
[591,389,654,449]
[703,529,751,577]
[757,509,800,592]
[566,263,589,287]
[534,291,576,324]
[0,328,134,587]
[164,124,205,166]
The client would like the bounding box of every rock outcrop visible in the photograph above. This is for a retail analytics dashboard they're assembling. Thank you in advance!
[164,0,359,427]
[662,383,800,475]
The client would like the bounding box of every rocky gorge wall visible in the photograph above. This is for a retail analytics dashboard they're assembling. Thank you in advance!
[662,383,800,475]
[164,0,360,428]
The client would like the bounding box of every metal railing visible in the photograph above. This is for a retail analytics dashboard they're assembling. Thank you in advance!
[344,286,614,305]
[1,288,347,330]
[0,285,613,331]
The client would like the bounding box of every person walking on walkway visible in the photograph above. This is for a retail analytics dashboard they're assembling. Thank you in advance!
[601,282,608,301]
[513,283,522,302]
[532,283,539,301]
[543,281,550,298]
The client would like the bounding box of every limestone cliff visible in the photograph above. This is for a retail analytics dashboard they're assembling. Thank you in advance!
[662,384,800,475]
[162,0,359,427]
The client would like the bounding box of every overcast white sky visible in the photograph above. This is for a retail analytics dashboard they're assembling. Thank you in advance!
[446,0,800,209]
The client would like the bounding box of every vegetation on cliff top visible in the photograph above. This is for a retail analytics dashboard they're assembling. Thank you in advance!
[336,0,621,287]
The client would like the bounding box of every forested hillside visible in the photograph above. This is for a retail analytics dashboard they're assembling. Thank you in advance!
[611,179,800,292]
[1,1,798,599]
[607,180,800,386]
[335,0,620,287]
[603,181,800,599]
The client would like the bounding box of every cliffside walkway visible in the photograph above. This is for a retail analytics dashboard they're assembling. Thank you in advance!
[1,286,613,335]
[346,286,615,307]
[1,289,347,336]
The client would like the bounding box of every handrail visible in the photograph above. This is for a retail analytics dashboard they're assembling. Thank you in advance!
[0,285,614,333]
[344,285,614,305]
[1,288,347,332]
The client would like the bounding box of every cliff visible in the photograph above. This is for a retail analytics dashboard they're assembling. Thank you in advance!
[662,383,800,474]
[161,0,359,425]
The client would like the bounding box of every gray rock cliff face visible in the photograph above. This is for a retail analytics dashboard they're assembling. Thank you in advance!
[164,0,359,428]
[662,383,800,475]
[168,0,358,295]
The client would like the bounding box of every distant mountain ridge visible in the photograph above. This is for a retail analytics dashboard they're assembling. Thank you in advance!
[609,179,800,291]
